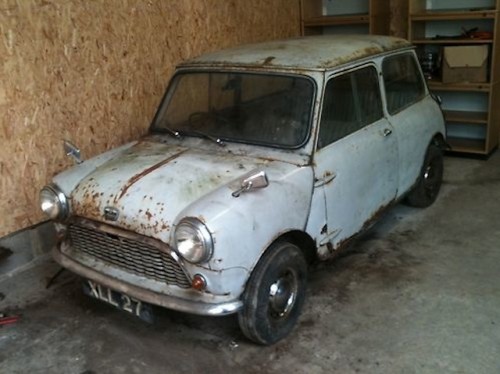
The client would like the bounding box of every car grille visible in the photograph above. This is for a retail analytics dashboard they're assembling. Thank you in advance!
[68,223,190,288]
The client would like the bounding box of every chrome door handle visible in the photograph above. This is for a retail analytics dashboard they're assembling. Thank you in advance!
[383,128,392,137]
[314,171,337,187]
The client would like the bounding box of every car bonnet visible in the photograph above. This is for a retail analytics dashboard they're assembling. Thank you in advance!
[69,139,268,242]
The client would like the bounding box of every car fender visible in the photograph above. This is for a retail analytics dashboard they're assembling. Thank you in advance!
[53,141,137,196]
[174,162,314,293]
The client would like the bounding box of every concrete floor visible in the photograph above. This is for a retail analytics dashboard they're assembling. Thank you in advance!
[1,153,500,374]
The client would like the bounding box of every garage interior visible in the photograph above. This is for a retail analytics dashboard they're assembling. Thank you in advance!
[1,1,499,373]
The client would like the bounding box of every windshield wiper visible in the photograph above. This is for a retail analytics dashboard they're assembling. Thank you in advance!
[179,130,225,147]
[154,120,182,139]
[164,126,181,139]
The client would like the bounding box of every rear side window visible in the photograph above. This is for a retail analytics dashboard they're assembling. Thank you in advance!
[382,53,425,115]
[318,66,383,149]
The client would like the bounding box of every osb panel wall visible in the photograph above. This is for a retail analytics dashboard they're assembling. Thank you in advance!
[0,0,301,237]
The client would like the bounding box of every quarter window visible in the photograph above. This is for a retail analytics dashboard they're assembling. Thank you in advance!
[383,53,425,115]
[318,66,383,149]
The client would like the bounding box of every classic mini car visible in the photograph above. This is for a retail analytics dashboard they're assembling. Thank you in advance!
[40,35,445,345]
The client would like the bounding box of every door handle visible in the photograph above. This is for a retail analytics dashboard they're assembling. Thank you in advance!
[314,171,337,187]
[383,128,392,137]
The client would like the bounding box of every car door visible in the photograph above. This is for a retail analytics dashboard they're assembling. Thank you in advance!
[382,52,431,197]
[313,65,399,250]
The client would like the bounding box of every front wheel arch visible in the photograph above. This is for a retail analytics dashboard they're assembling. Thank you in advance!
[238,239,308,345]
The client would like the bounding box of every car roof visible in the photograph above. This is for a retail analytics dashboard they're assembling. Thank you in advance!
[181,35,413,72]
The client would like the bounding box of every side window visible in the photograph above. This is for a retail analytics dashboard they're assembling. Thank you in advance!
[383,53,425,115]
[318,66,383,149]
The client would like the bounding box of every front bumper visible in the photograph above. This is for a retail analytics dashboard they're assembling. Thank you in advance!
[53,246,243,316]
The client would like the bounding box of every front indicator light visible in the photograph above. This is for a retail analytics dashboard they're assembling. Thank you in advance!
[191,274,207,291]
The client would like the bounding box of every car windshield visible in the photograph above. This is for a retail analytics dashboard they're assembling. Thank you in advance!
[151,71,315,148]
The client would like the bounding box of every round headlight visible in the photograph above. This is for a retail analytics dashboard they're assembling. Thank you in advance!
[39,184,68,220]
[174,218,213,264]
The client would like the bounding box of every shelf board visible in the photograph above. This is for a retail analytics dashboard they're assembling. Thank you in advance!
[444,110,488,124]
[428,81,491,92]
[303,14,369,27]
[412,38,493,45]
[447,137,486,154]
[411,9,496,21]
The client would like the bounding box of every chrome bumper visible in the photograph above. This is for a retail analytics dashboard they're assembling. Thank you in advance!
[53,246,243,316]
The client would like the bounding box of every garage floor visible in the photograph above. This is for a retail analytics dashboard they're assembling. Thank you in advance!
[1,153,499,374]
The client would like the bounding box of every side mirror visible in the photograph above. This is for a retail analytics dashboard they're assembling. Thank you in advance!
[63,140,82,164]
[232,171,269,198]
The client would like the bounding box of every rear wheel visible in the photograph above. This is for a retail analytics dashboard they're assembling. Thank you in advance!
[238,241,307,345]
[406,143,443,208]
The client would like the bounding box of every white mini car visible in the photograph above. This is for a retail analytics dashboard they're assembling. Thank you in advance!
[41,35,445,345]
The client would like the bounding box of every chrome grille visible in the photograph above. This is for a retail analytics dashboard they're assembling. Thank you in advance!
[68,224,190,288]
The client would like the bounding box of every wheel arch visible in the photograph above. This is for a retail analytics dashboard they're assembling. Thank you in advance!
[432,132,448,150]
[278,230,317,264]
[254,230,317,269]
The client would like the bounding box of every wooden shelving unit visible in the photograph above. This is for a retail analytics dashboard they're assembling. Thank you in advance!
[409,0,500,155]
[301,0,390,36]
[444,110,489,124]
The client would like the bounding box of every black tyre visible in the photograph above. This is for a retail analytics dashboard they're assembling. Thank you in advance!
[406,143,443,208]
[238,241,307,345]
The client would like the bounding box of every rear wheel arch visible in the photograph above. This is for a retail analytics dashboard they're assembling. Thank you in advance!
[405,140,444,207]
[432,132,447,150]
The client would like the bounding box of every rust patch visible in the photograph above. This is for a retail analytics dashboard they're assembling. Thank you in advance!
[71,192,102,220]
[115,149,188,202]
[320,44,411,69]
[325,199,397,259]
[263,56,275,65]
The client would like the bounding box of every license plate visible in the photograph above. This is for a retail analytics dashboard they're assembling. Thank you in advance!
[83,280,154,323]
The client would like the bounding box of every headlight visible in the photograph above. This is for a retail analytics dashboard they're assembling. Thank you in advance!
[174,218,213,264]
[39,184,69,220]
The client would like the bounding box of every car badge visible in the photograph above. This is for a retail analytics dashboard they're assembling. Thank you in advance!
[103,207,119,221]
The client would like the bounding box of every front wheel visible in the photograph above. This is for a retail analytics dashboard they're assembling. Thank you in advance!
[406,143,443,208]
[238,241,307,345]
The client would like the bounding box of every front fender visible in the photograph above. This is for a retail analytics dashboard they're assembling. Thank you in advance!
[176,162,314,276]
[53,141,137,196]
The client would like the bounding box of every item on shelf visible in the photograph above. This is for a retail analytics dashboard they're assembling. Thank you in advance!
[420,52,440,80]
[441,45,489,84]
[432,27,493,40]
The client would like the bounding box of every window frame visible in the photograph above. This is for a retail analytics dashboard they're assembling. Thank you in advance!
[149,69,318,150]
[381,51,427,116]
[316,63,384,150]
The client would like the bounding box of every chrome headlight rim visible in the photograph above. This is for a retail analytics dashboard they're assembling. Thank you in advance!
[174,217,214,264]
[39,183,69,220]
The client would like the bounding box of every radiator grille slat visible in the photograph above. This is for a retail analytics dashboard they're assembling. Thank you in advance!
[68,224,190,288]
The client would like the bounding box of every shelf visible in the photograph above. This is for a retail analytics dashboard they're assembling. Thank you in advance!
[300,1,392,36]
[443,110,488,124]
[447,137,486,154]
[412,38,493,44]
[408,0,500,156]
[303,14,370,27]
[411,9,496,21]
[428,81,491,92]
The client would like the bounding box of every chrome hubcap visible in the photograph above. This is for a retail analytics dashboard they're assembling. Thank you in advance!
[268,269,298,319]
[423,161,438,197]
